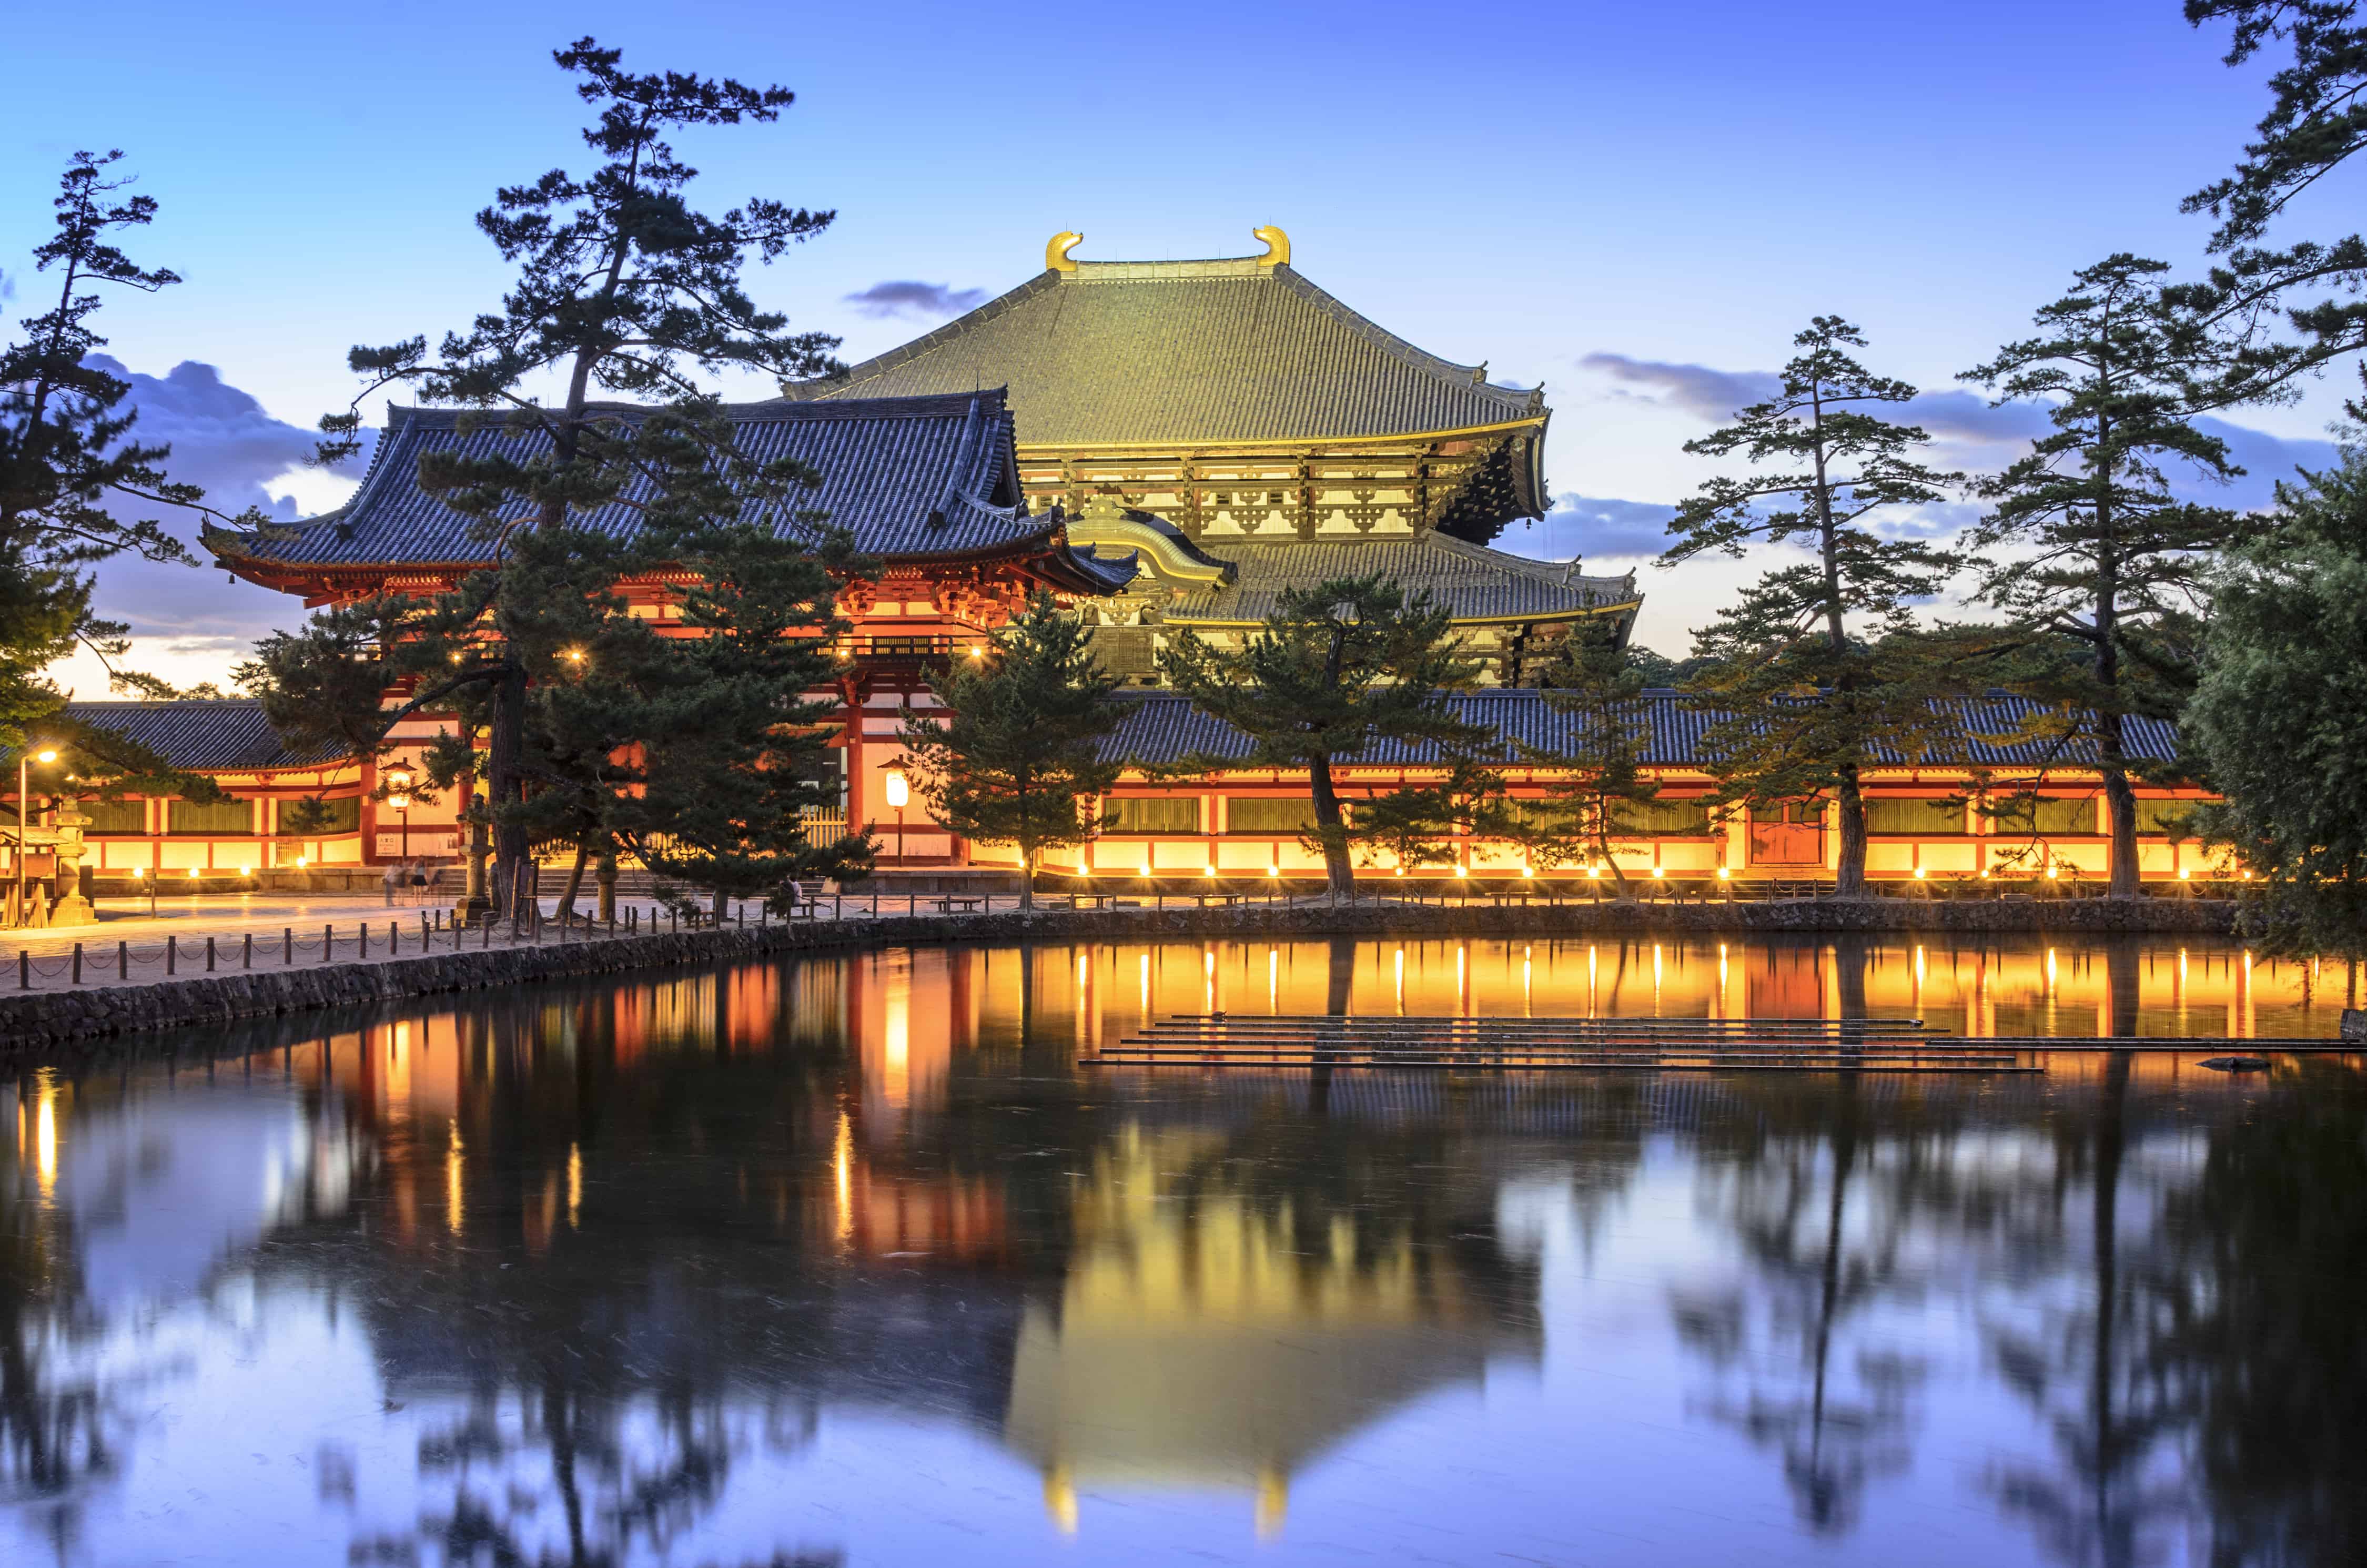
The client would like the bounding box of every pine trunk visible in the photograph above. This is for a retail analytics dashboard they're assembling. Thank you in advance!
[1309,758,1354,901]
[1834,766,1868,898]
[553,841,590,924]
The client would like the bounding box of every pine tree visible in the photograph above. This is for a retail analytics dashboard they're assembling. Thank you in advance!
[620,518,869,920]
[2181,4,2367,402]
[1514,622,1665,898]
[1964,256,2250,899]
[1162,575,1489,901]
[2188,445,2367,957]
[252,39,839,915]
[895,593,1121,911]
[1662,318,1963,897]
[0,151,257,745]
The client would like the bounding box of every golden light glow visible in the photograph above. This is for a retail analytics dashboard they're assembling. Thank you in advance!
[833,1112,853,1245]
[446,1119,465,1234]
[35,1083,58,1199]
[968,645,984,660]
[1585,866,1600,879]
[387,794,411,812]
[1913,867,1927,879]
[132,866,144,879]
[1716,867,1730,880]
[882,769,910,809]
[1202,864,1216,877]
[2046,866,2060,881]
[2179,867,2191,880]
[238,866,251,877]
[1266,865,1279,877]
[34,749,56,764]
[1520,866,1533,878]
[186,867,199,879]
[565,648,584,663]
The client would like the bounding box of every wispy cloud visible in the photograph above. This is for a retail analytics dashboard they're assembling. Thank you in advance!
[843,280,988,320]
[1572,350,2340,511]
[1576,352,1780,423]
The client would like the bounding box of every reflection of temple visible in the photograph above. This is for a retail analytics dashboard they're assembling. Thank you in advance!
[1004,1124,1539,1535]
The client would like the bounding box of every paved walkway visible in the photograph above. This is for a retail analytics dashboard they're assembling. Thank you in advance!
[2,884,1631,995]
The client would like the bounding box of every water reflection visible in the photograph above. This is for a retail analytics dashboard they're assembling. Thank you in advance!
[0,937,2361,1565]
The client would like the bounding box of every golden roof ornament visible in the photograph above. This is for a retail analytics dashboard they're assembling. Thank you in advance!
[1252,225,1290,268]
[1046,231,1084,273]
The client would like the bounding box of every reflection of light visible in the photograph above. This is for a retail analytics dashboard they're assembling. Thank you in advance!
[567,1142,581,1228]
[1257,1466,1289,1540]
[1268,947,1278,1014]
[1588,944,1599,1016]
[1522,944,1533,1015]
[1394,946,1405,1015]
[1139,953,1150,1020]
[2045,947,2058,996]
[1046,1466,1079,1535]
[447,1119,464,1233]
[833,1111,853,1244]
[885,970,911,1107]
[35,1083,58,1199]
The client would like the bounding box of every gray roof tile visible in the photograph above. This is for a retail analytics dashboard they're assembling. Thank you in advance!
[210,390,1121,576]
[1101,689,2184,770]
[1164,535,1638,624]
[54,700,345,771]
[782,261,1544,446]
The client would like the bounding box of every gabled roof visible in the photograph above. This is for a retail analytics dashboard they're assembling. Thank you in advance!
[1101,689,2184,770]
[56,700,347,772]
[1161,537,1639,626]
[782,253,1547,448]
[207,390,1130,589]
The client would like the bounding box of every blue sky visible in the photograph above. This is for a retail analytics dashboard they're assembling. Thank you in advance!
[6,0,2361,686]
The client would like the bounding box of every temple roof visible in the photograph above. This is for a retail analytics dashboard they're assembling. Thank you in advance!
[1158,537,1638,626]
[57,700,346,772]
[782,246,1547,448]
[207,390,1133,594]
[1101,689,2184,770]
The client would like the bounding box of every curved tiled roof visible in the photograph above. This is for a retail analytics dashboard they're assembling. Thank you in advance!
[783,260,1545,446]
[1163,537,1639,625]
[208,390,1124,578]
[1102,689,2183,770]
[56,700,347,771]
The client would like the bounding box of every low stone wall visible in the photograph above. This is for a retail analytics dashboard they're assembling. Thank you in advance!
[0,896,2243,1051]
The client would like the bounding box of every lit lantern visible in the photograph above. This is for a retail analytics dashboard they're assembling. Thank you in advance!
[882,770,911,810]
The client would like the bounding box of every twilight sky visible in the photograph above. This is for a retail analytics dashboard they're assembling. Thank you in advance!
[6,0,2363,691]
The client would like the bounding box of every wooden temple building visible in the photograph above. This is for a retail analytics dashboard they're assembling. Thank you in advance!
[0,230,2230,900]
[781,229,1642,686]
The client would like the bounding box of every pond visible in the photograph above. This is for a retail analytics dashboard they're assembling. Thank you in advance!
[3,935,2363,1567]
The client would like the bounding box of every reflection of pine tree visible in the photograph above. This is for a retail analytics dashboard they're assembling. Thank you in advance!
[2164,1060,2367,1565]
[1672,1083,1926,1535]
[1982,1052,2194,1568]
[0,1163,112,1556]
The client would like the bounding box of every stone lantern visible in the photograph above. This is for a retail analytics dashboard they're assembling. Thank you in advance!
[50,800,94,926]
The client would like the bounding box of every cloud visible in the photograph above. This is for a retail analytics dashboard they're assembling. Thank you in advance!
[843,280,988,320]
[87,355,371,523]
[1495,493,1679,565]
[1573,349,2341,511]
[1576,352,1781,423]
[47,358,375,692]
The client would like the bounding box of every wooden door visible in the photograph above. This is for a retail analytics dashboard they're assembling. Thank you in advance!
[1747,801,1826,866]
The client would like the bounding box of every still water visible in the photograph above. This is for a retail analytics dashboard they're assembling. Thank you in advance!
[4,935,2363,1567]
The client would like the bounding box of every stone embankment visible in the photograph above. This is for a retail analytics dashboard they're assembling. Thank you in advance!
[0,896,2242,1050]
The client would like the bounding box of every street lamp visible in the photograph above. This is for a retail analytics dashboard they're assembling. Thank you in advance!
[387,767,414,863]
[14,745,57,923]
[883,768,910,865]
